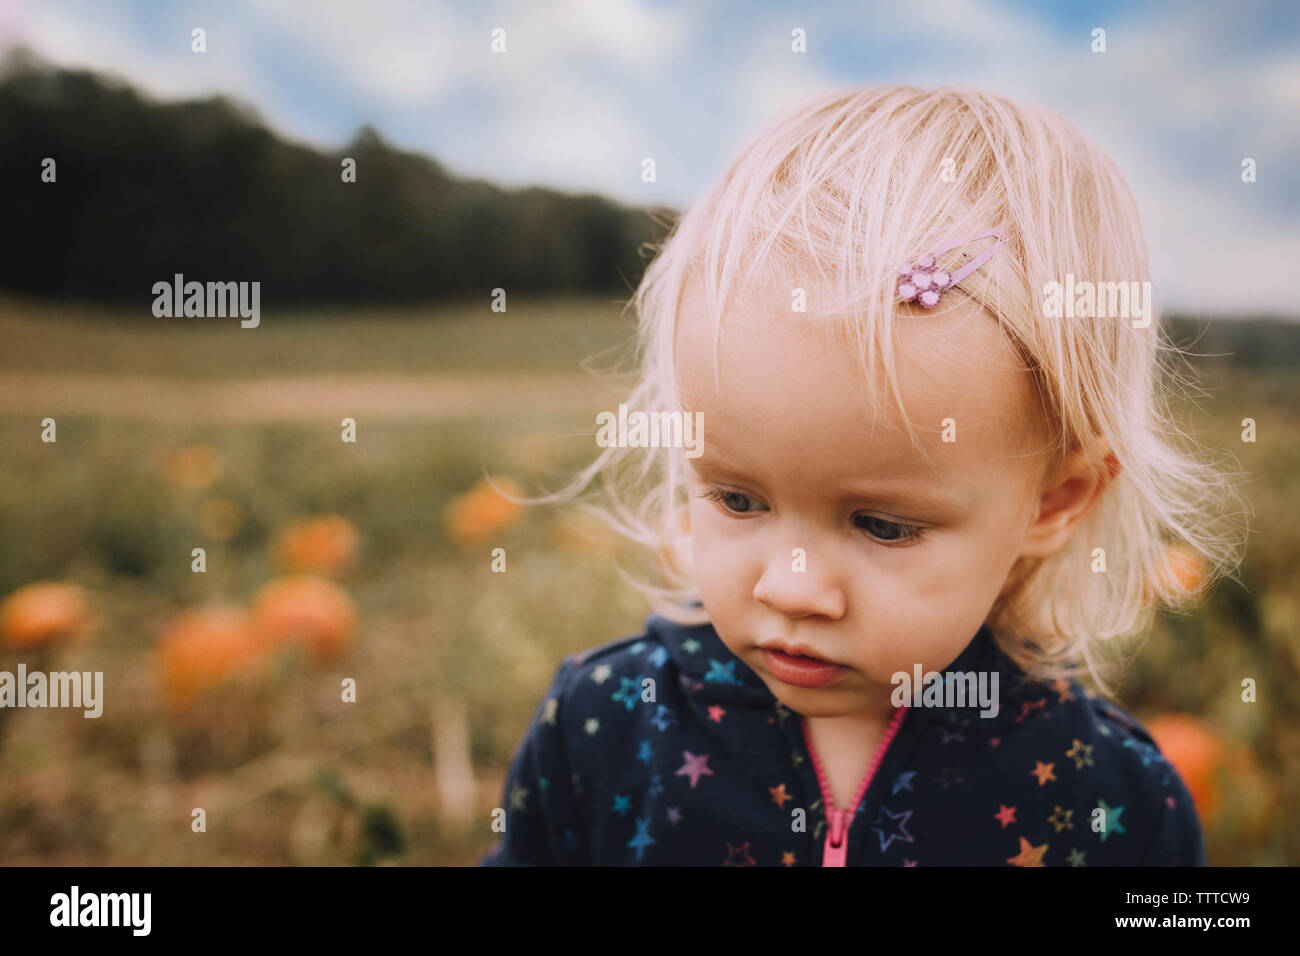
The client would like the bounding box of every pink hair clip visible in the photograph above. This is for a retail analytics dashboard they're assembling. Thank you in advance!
[897,228,1008,308]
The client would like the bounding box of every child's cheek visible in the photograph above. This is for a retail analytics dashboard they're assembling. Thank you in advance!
[687,506,743,608]
[850,545,1001,681]
[689,500,750,572]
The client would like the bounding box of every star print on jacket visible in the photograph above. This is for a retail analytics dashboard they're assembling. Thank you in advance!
[480,609,1205,866]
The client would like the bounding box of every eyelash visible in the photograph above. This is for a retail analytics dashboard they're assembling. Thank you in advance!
[695,486,926,545]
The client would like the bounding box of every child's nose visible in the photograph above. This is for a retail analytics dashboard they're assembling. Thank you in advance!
[752,551,847,621]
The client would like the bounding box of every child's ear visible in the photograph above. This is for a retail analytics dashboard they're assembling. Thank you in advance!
[1018,446,1117,559]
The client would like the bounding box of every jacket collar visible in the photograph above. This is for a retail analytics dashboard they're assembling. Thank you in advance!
[649,606,1045,734]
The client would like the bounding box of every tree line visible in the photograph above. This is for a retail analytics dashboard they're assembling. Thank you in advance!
[2,47,1295,367]
[0,48,673,308]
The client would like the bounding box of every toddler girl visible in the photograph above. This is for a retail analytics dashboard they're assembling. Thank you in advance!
[481,85,1244,866]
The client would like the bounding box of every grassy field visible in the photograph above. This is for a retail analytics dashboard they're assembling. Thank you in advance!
[0,297,1296,865]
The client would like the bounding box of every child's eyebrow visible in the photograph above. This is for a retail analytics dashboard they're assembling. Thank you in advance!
[688,454,974,513]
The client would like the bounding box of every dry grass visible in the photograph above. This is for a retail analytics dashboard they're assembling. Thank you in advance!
[0,298,1295,864]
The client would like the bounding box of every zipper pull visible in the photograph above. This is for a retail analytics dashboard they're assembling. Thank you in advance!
[822,807,850,867]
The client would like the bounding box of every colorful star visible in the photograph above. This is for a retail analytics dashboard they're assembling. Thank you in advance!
[781,851,796,866]
[675,751,715,788]
[770,783,793,809]
[1048,805,1075,832]
[1030,761,1057,786]
[611,675,643,710]
[994,804,1017,827]
[627,817,655,861]
[1066,738,1095,770]
[589,664,612,685]
[630,641,646,654]
[541,698,558,725]
[871,805,915,853]
[1016,698,1047,723]
[584,718,600,736]
[509,783,528,811]
[681,638,701,654]
[1051,677,1074,703]
[636,740,653,763]
[723,842,756,866]
[939,727,966,745]
[1095,799,1126,843]
[1122,737,1163,769]
[708,705,726,723]
[650,705,677,732]
[892,771,917,794]
[1007,836,1048,866]
[666,806,682,825]
[705,659,740,684]
[647,646,668,668]
[612,794,631,816]
[647,773,664,798]
[903,859,918,867]
[1067,848,1086,866]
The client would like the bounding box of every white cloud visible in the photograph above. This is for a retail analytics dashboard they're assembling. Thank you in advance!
[558,0,693,69]
[243,0,470,102]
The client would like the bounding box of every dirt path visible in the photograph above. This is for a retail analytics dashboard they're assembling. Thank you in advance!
[0,372,614,423]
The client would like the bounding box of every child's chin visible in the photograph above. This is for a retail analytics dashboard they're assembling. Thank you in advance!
[764,681,858,716]
[762,677,899,721]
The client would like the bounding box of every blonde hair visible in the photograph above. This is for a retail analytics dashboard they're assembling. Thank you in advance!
[534,84,1248,690]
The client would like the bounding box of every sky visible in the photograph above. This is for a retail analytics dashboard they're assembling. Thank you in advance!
[3,0,1298,315]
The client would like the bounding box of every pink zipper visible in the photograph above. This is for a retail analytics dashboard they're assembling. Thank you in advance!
[801,706,909,866]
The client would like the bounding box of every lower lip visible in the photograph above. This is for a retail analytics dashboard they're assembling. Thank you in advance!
[761,649,845,689]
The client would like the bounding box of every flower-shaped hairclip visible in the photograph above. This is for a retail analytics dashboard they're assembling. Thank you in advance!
[897,228,1008,308]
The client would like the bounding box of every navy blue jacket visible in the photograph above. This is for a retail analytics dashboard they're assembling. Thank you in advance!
[480,611,1204,866]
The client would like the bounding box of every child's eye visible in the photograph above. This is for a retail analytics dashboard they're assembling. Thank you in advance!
[855,514,925,545]
[698,486,767,515]
[697,486,924,545]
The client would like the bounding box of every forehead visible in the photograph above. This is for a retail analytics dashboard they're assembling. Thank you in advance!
[673,277,1048,501]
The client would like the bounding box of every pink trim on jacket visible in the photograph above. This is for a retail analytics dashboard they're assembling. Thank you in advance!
[800,705,909,866]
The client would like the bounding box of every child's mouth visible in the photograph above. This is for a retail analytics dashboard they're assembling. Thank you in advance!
[760,647,845,689]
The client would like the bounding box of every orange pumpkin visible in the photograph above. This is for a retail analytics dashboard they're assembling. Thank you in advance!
[160,444,225,490]
[1,582,90,650]
[274,515,359,577]
[443,477,525,544]
[1145,713,1228,822]
[156,605,263,709]
[251,575,358,662]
